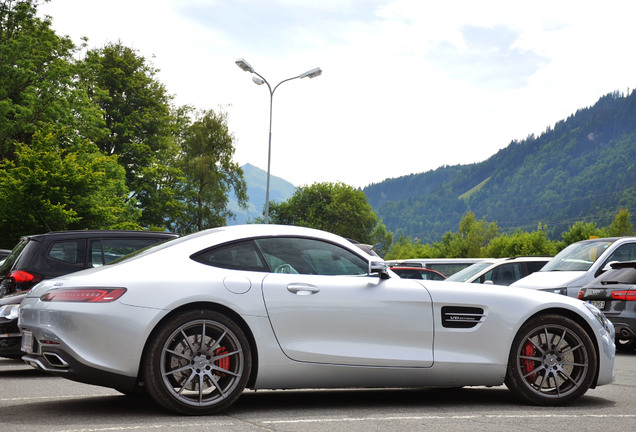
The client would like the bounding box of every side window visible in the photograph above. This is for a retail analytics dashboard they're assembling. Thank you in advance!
[478,263,520,285]
[90,238,166,267]
[192,240,267,272]
[492,263,521,285]
[255,237,369,276]
[49,241,85,265]
[526,261,547,274]
[605,243,636,264]
[91,240,105,267]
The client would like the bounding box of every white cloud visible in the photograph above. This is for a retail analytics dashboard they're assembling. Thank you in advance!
[38,0,636,187]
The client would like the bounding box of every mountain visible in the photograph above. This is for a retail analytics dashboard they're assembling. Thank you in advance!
[227,163,297,224]
[363,90,636,242]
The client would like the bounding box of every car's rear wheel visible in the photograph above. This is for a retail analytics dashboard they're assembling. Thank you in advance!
[143,309,251,415]
[505,314,597,405]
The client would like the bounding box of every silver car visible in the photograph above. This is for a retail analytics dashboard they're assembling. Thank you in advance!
[18,225,615,415]
[446,256,551,286]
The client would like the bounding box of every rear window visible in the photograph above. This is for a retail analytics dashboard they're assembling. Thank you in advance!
[0,239,29,275]
[91,238,168,267]
[597,262,636,285]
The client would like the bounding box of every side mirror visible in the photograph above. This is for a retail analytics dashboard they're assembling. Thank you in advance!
[369,260,390,279]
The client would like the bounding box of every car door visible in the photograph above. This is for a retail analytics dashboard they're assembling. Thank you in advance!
[258,237,434,368]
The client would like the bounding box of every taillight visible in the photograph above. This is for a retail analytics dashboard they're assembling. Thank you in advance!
[40,288,127,303]
[611,290,636,301]
[8,270,43,284]
[577,290,583,299]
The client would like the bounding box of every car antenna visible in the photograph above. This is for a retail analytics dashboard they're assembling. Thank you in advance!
[32,204,52,232]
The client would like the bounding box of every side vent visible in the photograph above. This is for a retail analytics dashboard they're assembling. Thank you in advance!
[441,306,485,328]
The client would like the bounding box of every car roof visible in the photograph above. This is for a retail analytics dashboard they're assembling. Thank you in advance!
[20,230,179,241]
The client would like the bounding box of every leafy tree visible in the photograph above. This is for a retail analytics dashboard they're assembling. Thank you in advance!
[557,221,605,251]
[439,212,499,257]
[81,42,183,228]
[0,126,132,248]
[605,208,634,236]
[0,0,106,160]
[384,234,444,260]
[172,109,247,233]
[484,229,557,257]
[267,182,391,251]
[0,0,133,248]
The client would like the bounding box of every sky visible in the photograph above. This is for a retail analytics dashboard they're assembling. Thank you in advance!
[38,0,636,188]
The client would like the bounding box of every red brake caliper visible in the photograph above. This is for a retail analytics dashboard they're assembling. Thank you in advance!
[215,347,229,377]
[521,341,536,380]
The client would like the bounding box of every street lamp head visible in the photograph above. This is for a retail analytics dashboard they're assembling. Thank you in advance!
[300,67,322,79]
[235,58,255,73]
[252,76,265,85]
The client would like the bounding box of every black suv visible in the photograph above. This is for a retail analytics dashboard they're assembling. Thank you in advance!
[578,260,636,352]
[0,230,179,358]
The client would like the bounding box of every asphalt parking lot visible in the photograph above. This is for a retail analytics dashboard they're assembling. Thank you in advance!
[0,351,634,432]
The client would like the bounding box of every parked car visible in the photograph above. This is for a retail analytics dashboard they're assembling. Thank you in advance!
[390,266,446,280]
[385,258,486,277]
[19,224,614,415]
[0,249,10,261]
[578,260,636,352]
[512,237,636,297]
[0,230,179,358]
[445,257,551,286]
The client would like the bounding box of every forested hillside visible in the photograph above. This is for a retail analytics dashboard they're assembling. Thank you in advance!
[364,90,636,242]
[227,164,296,224]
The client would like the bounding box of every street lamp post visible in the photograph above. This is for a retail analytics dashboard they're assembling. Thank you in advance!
[235,58,322,224]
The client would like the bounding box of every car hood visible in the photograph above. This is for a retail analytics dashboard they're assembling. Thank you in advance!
[511,270,585,289]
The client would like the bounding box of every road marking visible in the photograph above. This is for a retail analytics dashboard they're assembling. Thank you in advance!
[0,394,114,402]
[57,423,236,432]
[262,414,636,424]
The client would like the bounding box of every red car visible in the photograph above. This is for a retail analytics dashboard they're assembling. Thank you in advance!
[390,266,446,280]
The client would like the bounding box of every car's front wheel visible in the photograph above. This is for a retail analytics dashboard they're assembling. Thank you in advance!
[505,314,597,405]
[143,309,252,415]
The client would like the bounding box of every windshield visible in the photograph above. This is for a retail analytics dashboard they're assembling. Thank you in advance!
[542,240,614,272]
[446,261,495,282]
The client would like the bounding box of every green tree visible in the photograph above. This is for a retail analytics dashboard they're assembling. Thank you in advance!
[484,229,557,257]
[0,126,132,248]
[557,221,605,251]
[384,234,444,260]
[606,208,634,236]
[0,0,133,248]
[268,182,391,251]
[172,109,248,233]
[439,212,499,257]
[81,42,183,228]
[0,0,106,159]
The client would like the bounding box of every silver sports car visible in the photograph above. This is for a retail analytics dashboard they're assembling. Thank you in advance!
[18,225,615,415]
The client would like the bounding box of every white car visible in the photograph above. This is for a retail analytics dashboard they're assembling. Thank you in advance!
[445,256,551,286]
[512,237,636,297]
[18,225,616,415]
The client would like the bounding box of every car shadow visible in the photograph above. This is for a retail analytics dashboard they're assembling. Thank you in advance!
[0,386,615,426]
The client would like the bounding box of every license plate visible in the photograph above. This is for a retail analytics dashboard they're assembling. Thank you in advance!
[589,300,605,310]
[21,330,35,354]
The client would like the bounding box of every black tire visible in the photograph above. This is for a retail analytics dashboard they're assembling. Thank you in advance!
[505,314,597,406]
[143,309,252,415]
[616,338,636,353]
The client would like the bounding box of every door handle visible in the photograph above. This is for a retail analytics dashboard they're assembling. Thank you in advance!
[287,284,320,295]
